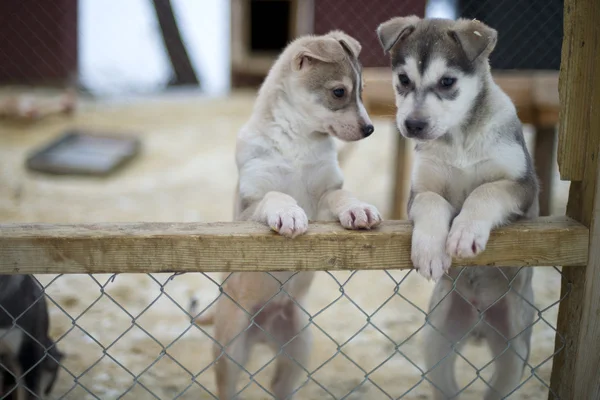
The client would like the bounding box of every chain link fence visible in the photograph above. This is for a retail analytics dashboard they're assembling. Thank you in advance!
[1,0,567,399]
[1,266,565,399]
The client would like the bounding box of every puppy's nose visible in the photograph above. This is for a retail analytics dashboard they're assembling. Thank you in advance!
[361,124,375,137]
[404,119,428,137]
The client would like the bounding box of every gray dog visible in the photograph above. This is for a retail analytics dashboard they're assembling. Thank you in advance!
[377,16,539,400]
[0,275,63,399]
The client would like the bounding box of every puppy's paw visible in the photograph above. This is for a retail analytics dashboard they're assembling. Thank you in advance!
[446,220,491,258]
[339,203,382,230]
[411,229,451,281]
[267,206,308,238]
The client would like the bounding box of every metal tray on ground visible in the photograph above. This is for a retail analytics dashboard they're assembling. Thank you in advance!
[25,130,141,176]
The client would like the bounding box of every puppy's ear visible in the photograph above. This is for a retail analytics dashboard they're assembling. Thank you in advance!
[326,30,362,58]
[376,15,420,53]
[449,19,498,62]
[293,38,345,70]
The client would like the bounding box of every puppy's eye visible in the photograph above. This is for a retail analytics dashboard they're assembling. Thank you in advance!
[332,88,345,98]
[398,74,411,86]
[439,77,456,88]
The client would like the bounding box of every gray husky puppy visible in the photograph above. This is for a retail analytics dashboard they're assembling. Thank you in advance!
[377,16,539,399]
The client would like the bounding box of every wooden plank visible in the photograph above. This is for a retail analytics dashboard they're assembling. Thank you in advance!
[534,126,557,216]
[532,72,560,128]
[556,0,599,181]
[390,128,409,219]
[362,67,396,118]
[531,73,559,215]
[550,0,600,397]
[573,155,600,398]
[0,217,588,275]
[493,71,536,122]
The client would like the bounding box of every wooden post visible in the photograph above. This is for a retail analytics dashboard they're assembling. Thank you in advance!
[549,0,600,397]
[534,126,556,216]
[390,127,409,219]
[152,0,200,86]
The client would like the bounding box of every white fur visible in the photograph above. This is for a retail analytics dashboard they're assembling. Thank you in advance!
[400,54,536,400]
[395,57,481,141]
[408,79,528,279]
[208,31,381,400]
[377,15,536,398]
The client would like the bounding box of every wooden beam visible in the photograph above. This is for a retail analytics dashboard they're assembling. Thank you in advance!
[151,0,200,86]
[550,0,600,397]
[556,0,600,181]
[534,126,557,216]
[0,217,588,275]
[390,130,409,220]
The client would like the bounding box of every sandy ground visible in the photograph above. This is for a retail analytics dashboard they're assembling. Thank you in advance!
[0,89,569,399]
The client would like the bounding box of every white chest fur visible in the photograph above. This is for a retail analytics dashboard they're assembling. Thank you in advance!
[413,135,527,210]
[237,131,344,220]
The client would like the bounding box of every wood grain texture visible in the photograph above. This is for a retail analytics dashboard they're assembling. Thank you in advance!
[0,217,588,275]
[533,72,560,128]
[573,156,600,399]
[535,126,557,216]
[550,0,600,397]
[556,0,600,181]
[391,127,409,220]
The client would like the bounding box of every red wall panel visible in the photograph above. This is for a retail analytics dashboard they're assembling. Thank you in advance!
[0,0,78,85]
[313,0,427,67]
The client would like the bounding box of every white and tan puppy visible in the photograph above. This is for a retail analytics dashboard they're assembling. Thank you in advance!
[377,17,539,400]
[195,30,381,399]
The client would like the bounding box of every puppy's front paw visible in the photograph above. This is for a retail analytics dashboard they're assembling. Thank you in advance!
[339,203,382,230]
[267,206,308,238]
[411,229,451,281]
[446,220,491,258]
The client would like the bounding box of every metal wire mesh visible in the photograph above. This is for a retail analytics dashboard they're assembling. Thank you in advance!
[0,267,566,400]
[313,0,563,70]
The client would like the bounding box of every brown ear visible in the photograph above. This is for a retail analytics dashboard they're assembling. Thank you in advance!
[326,30,362,58]
[293,38,345,70]
[376,15,421,53]
[449,19,498,62]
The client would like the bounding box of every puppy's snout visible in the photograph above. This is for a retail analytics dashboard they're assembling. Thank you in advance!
[404,119,428,137]
[361,124,375,137]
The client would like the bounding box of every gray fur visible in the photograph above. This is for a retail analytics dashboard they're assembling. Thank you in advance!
[378,16,539,399]
[380,17,497,75]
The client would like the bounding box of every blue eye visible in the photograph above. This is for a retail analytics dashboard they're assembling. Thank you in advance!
[333,88,345,98]
[439,77,456,88]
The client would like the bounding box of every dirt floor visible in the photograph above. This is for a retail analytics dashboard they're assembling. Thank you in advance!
[0,88,569,399]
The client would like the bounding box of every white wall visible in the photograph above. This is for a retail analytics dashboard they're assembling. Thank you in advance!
[425,0,458,19]
[78,0,230,97]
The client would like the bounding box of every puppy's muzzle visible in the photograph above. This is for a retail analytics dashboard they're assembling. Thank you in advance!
[361,124,375,138]
[404,119,428,138]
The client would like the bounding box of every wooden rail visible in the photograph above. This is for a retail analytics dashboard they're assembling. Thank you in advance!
[0,216,588,274]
